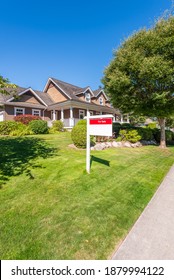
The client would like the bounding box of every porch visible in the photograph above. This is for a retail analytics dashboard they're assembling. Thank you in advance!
[47,99,129,128]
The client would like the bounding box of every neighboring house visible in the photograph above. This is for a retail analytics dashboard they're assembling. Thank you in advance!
[0,77,125,127]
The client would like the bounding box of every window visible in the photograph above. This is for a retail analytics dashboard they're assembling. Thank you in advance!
[99,97,103,105]
[32,109,41,116]
[89,111,93,116]
[14,107,25,116]
[85,92,91,102]
[79,110,85,119]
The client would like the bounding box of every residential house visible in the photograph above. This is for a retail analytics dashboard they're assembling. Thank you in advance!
[0,77,127,127]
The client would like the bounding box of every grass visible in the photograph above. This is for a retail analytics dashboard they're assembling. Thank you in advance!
[0,132,174,259]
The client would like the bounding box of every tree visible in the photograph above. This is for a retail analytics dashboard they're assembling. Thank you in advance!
[0,75,16,95]
[102,16,174,148]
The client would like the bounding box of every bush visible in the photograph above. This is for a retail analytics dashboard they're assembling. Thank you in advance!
[29,120,49,134]
[0,121,20,135]
[119,129,142,143]
[52,120,64,131]
[113,122,122,137]
[147,122,157,129]
[137,127,153,141]
[152,128,174,143]
[9,125,33,136]
[77,120,87,126]
[71,123,87,148]
[14,114,41,125]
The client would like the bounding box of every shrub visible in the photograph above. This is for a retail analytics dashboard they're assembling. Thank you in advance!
[9,125,33,136]
[71,123,87,148]
[14,114,41,125]
[137,127,153,141]
[147,122,157,129]
[113,122,122,137]
[52,120,64,131]
[152,129,174,143]
[29,120,49,134]
[0,121,20,135]
[119,129,142,143]
[77,119,87,126]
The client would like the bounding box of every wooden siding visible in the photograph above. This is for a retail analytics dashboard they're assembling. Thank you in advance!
[46,82,68,103]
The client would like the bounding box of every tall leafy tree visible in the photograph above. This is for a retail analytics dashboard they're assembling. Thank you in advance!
[102,16,174,148]
[0,75,16,95]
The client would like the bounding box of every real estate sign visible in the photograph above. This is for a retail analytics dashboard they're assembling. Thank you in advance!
[86,113,114,173]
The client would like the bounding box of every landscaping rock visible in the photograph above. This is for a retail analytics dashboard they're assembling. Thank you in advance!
[94,143,105,150]
[112,141,123,148]
[131,141,142,148]
[123,141,132,148]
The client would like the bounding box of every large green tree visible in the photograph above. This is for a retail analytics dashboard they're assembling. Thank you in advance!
[102,16,174,148]
[0,75,16,95]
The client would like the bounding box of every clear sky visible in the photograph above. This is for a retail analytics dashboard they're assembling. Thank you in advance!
[0,0,172,91]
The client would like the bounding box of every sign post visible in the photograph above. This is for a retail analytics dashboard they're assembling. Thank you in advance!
[86,114,113,174]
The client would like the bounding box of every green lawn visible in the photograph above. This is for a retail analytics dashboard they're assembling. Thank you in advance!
[0,132,174,259]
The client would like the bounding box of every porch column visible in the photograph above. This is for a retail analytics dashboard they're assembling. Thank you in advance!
[127,114,130,123]
[69,107,74,127]
[53,110,56,121]
[100,111,102,115]
[61,108,64,122]
[120,114,123,123]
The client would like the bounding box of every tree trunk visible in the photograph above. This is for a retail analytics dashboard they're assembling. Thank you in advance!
[158,118,166,148]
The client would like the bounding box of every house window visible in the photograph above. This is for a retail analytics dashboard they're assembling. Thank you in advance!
[32,109,41,116]
[14,107,25,116]
[89,111,93,116]
[99,97,103,105]
[85,92,91,102]
[79,110,85,119]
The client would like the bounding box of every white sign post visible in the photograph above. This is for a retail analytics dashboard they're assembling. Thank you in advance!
[86,114,114,173]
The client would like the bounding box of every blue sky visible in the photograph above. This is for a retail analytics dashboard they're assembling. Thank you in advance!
[0,0,172,91]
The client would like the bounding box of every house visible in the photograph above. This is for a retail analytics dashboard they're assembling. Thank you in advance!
[0,77,127,127]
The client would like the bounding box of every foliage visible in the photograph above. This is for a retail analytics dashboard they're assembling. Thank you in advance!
[77,119,87,126]
[14,114,41,125]
[1,133,174,259]
[102,16,174,147]
[0,121,20,135]
[0,75,16,95]
[9,126,33,137]
[137,127,154,141]
[165,117,174,128]
[147,122,157,129]
[129,115,146,125]
[52,120,64,131]
[119,129,142,143]
[71,122,87,148]
[29,120,49,134]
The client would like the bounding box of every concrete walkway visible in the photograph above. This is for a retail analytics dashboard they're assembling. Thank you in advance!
[112,165,174,260]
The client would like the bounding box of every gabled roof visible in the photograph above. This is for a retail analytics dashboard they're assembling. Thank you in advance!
[44,77,80,100]
[93,89,109,100]
[0,86,54,107]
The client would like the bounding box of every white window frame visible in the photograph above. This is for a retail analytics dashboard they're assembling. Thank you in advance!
[14,107,25,116]
[85,92,91,102]
[99,97,103,105]
[32,109,41,116]
[79,110,85,119]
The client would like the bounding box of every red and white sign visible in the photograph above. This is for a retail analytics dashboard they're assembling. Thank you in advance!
[89,117,113,136]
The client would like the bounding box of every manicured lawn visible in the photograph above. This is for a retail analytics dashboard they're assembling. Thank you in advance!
[0,132,174,259]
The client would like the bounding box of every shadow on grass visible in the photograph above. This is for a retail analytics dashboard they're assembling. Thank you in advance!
[0,137,57,188]
[90,155,110,168]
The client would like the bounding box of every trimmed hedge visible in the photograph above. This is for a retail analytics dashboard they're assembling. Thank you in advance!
[71,122,87,148]
[29,120,49,134]
[14,114,41,125]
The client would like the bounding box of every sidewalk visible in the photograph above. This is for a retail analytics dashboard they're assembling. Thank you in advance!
[112,165,174,260]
